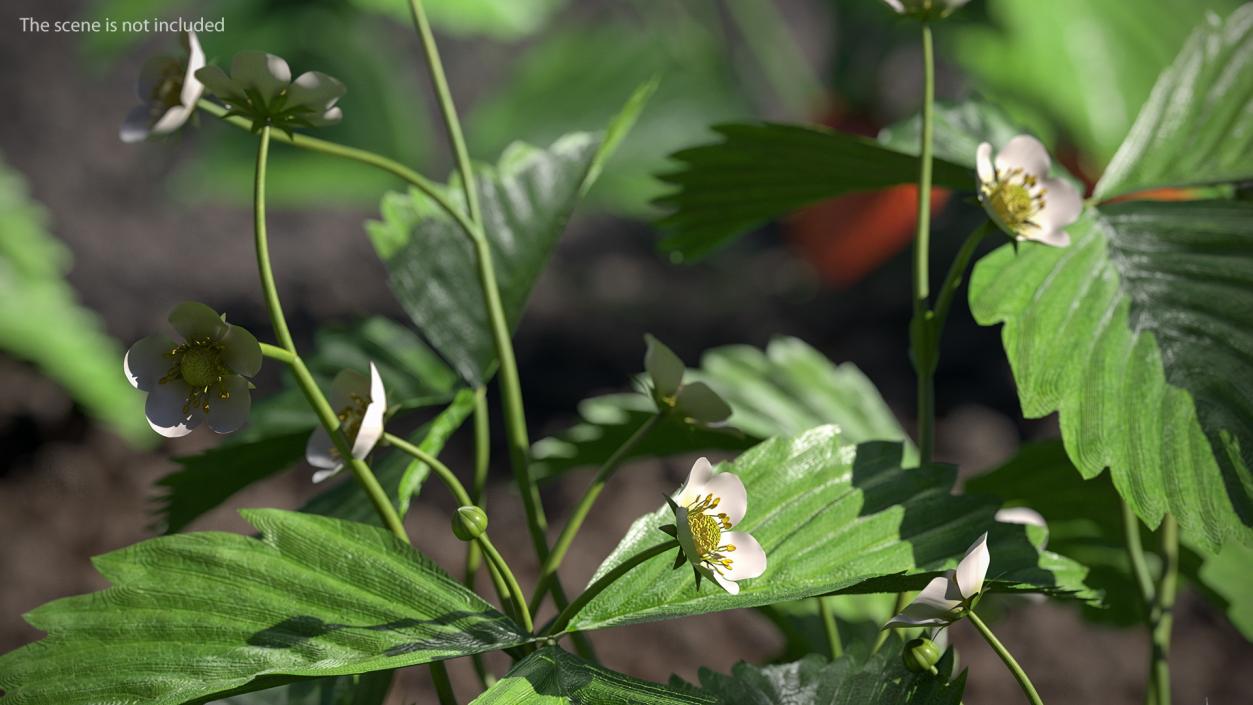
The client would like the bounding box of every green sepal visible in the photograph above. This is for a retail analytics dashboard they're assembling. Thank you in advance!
[658,523,678,537]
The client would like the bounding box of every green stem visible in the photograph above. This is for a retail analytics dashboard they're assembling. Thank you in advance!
[199,100,476,240]
[1149,515,1178,705]
[429,662,456,705]
[931,221,992,343]
[381,431,473,507]
[259,342,293,364]
[1122,501,1157,612]
[477,533,534,633]
[911,22,937,466]
[529,414,662,614]
[817,597,843,660]
[252,127,407,541]
[968,610,1045,705]
[465,388,491,586]
[543,540,678,638]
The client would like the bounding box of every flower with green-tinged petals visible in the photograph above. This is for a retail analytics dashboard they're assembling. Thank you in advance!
[881,0,970,20]
[977,135,1082,247]
[660,457,766,595]
[644,335,732,425]
[120,30,205,143]
[124,302,261,437]
[195,51,344,133]
[305,363,387,483]
[884,532,989,628]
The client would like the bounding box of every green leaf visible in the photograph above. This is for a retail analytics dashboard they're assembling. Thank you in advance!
[950,0,1242,168]
[304,317,459,405]
[531,337,911,481]
[300,389,478,525]
[1095,4,1253,200]
[967,440,1253,639]
[0,153,149,444]
[654,123,973,261]
[877,100,1026,171]
[213,671,392,705]
[369,90,647,385]
[564,427,1095,633]
[968,201,1253,550]
[685,642,965,705]
[0,511,530,705]
[469,646,713,705]
[757,594,896,662]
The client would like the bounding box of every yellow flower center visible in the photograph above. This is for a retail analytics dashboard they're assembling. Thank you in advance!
[982,168,1047,234]
[160,339,232,415]
[684,494,736,573]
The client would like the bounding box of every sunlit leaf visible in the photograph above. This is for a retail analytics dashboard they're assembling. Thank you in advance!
[0,511,531,705]
[564,427,1095,634]
[469,646,713,705]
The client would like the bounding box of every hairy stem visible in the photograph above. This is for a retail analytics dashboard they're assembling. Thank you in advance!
[465,388,491,586]
[968,611,1045,705]
[381,431,472,507]
[477,533,534,633]
[817,596,843,660]
[253,127,407,541]
[529,414,662,613]
[911,22,937,465]
[543,540,679,638]
[1149,515,1178,705]
[932,221,992,343]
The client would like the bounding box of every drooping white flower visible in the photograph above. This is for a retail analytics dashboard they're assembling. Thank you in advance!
[124,301,261,437]
[644,335,732,425]
[120,31,206,143]
[306,363,386,483]
[663,457,767,595]
[881,0,970,19]
[884,532,989,628]
[195,51,345,132]
[976,135,1083,247]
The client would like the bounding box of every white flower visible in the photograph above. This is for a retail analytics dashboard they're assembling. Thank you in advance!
[120,31,205,143]
[306,363,386,483]
[644,335,732,424]
[881,0,970,19]
[884,532,989,628]
[195,51,345,131]
[124,302,261,437]
[976,135,1083,247]
[665,457,767,595]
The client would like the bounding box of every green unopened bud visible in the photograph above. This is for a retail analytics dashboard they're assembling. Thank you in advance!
[902,637,942,674]
[452,506,488,541]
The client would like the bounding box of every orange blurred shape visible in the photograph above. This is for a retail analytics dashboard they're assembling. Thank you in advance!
[1105,186,1194,203]
[787,186,951,288]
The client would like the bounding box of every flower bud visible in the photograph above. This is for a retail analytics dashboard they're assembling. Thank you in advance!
[451,506,488,541]
[902,637,942,674]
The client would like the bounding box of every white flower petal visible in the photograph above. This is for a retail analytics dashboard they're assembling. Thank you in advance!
[311,105,343,126]
[674,457,716,507]
[955,532,990,600]
[125,335,173,391]
[329,368,371,410]
[976,142,996,185]
[675,381,733,423]
[674,507,701,568]
[312,467,343,484]
[995,507,1046,528]
[884,574,961,629]
[150,103,196,136]
[1036,177,1083,233]
[145,380,196,437]
[995,135,1051,180]
[351,363,387,460]
[169,301,227,342]
[286,71,346,112]
[179,31,206,108]
[221,324,262,378]
[136,56,178,101]
[230,51,290,103]
[120,105,155,143]
[195,65,246,104]
[881,0,906,12]
[720,531,767,581]
[703,471,748,526]
[711,571,741,596]
[306,427,340,471]
[205,375,251,434]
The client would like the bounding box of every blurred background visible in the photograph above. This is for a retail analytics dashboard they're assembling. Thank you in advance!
[1,0,1250,702]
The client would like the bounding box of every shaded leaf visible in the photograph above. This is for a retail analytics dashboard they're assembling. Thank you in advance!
[685,640,964,705]
[213,671,392,705]
[1095,5,1253,200]
[369,88,648,385]
[0,511,530,705]
[564,427,1095,634]
[877,100,1024,171]
[470,646,713,705]
[969,202,1253,549]
[654,123,972,261]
